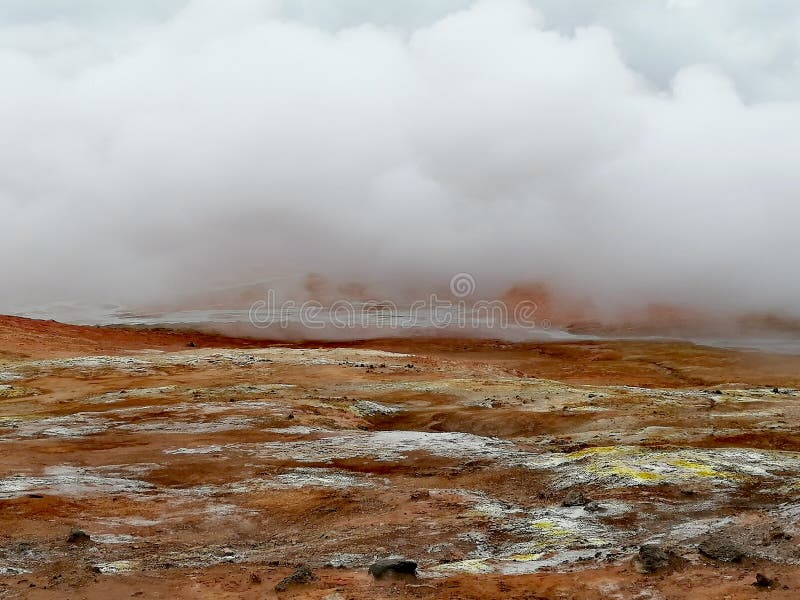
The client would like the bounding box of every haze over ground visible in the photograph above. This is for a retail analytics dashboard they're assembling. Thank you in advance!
[2,0,799,324]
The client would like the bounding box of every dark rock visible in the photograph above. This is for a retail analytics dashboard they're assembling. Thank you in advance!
[584,501,605,512]
[773,387,780,394]
[187,341,196,348]
[753,573,774,588]
[368,558,418,579]
[698,534,745,562]
[66,529,90,544]
[274,565,316,592]
[562,490,588,507]
[633,544,671,574]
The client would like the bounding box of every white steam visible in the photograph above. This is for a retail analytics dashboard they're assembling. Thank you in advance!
[1,0,799,320]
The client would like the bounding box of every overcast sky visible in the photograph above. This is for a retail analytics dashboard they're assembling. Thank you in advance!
[2,1,799,318]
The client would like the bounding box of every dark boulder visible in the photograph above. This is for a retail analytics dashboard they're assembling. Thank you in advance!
[66,529,90,544]
[753,573,774,588]
[698,534,745,562]
[633,544,671,574]
[368,558,417,579]
[274,565,317,592]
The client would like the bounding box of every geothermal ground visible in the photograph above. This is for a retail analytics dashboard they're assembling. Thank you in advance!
[2,317,800,598]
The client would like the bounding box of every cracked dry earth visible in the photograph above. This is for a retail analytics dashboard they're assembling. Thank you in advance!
[3,317,800,598]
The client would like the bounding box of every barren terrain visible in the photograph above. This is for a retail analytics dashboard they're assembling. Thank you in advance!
[2,315,800,598]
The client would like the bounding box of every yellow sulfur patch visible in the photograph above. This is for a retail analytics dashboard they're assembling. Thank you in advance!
[532,520,556,529]
[567,446,623,459]
[430,558,492,574]
[509,553,544,562]
[668,459,734,479]
[0,385,39,399]
[531,520,573,538]
[593,464,665,482]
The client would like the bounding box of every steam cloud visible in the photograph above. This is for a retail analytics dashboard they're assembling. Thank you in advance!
[2,0,799,321]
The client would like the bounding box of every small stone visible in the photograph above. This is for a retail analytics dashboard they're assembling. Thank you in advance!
[274,565,316,592]
[753,573,774,588]
[187,341,196,348]
[562,490,588,507]
[584,501,605,512]
[249,572,262,585]
[66,529,90,544]
[368,558,418,579]
[633,544,671,574]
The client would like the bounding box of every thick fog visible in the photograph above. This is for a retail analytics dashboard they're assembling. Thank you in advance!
[2,0,799,321]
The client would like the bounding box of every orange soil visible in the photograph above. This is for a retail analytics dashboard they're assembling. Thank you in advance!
[2,316,800,599]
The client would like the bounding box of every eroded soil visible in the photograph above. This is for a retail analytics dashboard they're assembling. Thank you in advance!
[2,316,800,598]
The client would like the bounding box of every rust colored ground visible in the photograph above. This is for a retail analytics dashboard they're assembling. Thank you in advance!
[2,316,800,599]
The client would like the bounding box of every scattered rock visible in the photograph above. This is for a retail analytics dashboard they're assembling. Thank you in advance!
[66,529,90,544]
[772,387,780,394]
[410,490,431,501]
[698,533,744,562]
[584,501,605,512]
[562,490,588,507]
[633,544,671,574]
[368,558,418,579]
[187,341,196,348]
[753,573,774,588]
[762,526,792,544]
[249,572,262,585]
[274,565,316,591]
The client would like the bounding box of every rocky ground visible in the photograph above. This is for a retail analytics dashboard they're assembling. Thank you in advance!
[2,315,800,598]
